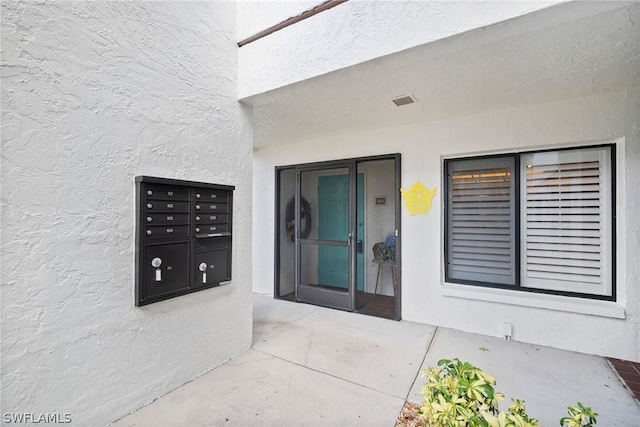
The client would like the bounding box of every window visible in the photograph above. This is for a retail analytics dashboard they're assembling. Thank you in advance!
[445,145,614,300]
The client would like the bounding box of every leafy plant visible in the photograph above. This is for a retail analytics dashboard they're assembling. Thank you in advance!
[560,402,598,427]
[373,232,396,263]
[418,358,597,427]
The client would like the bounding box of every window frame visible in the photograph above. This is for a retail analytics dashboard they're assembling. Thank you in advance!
[443,144,616,302]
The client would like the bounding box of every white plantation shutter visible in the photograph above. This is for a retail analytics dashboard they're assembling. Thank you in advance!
[520,146,612,296]
[446,157,516,285]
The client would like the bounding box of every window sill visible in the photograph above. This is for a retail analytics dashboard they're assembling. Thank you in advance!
[441,283,625,319]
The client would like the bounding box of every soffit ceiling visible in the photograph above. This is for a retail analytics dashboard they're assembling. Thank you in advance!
[244,2,640,148]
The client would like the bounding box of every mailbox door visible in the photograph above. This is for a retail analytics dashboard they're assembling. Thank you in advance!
[195,213,228,225]
[193,237,230,287]
[194,250,230,287]
[143,242,190,300]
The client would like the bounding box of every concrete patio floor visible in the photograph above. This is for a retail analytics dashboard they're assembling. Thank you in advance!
[112,294,640,426]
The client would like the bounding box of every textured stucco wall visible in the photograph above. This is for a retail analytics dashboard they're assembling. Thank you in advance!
[252,87,640,362]
[237,0,564,99]
[1,1,252,425]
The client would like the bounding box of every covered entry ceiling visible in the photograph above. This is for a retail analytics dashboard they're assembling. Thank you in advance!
[243,2,640,148]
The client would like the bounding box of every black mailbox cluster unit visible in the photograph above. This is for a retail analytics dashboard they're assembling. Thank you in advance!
[135,176,234,306]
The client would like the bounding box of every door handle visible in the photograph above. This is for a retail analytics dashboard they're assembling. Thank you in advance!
[348,233,352,247]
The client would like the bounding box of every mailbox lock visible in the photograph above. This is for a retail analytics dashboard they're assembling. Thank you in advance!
[147,190,153,196]
[146,230,152,235]
[196,193,201,199]
[195,227,200,233]
[152,257,162,282]
[199,262,207,284]
[147,216,152,223]
[195,216,200,221]
[147,203,153,209]
[195,204,201,210]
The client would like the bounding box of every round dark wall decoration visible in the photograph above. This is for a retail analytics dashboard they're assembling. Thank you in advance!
[285,197,312,241]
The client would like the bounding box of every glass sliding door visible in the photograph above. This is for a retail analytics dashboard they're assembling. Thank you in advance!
[275,154,401,319]
[355,159,399,320]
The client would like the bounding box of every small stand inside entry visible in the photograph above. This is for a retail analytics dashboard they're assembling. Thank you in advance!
[372,232,397,297]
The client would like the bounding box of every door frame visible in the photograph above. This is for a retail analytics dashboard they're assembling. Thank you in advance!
[274,153,402,320]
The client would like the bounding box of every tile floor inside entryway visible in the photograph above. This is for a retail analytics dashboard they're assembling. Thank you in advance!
[278,291,396,320]
[355,291,396,319]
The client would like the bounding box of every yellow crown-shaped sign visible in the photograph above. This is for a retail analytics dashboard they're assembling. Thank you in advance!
[400,182,437,216]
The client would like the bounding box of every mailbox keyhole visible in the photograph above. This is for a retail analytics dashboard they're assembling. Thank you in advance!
[199,262,207,283]
[152,257,162,282]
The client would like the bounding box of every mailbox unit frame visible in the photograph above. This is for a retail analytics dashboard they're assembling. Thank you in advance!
[135,176,234,306]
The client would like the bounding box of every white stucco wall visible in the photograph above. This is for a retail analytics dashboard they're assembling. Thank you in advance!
[252,86,640,362]
[238,0,565,100]
[1,2,252,425]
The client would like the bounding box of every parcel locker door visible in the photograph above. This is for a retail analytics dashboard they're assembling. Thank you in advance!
[194,250,230,286]
[143,243,190,300]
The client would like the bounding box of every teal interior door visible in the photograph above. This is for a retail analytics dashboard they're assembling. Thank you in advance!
[318,174,364,290]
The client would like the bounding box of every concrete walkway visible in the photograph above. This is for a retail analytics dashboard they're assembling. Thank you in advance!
[113,295,640,426]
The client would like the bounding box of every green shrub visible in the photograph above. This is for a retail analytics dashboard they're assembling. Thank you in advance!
[560,402,598,427]
[418,358,597,427]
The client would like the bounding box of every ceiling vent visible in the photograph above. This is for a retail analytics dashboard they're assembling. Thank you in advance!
[392,94,417,107]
